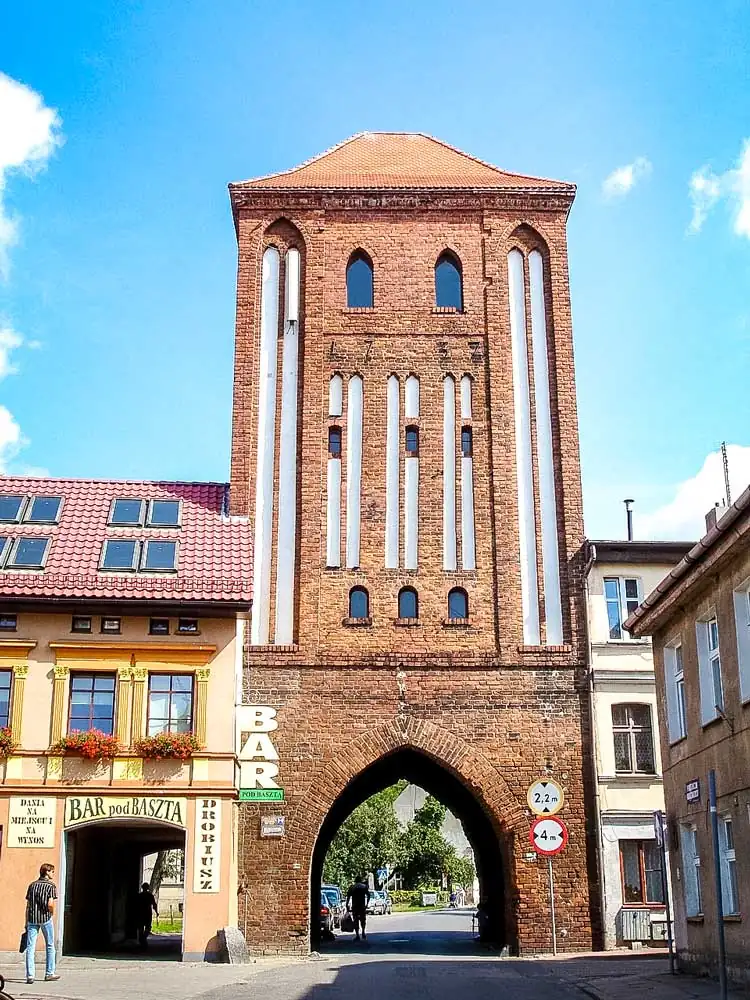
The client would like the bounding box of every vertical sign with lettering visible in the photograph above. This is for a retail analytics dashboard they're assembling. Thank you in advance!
[193,797,221,893]
[8,797,57,848]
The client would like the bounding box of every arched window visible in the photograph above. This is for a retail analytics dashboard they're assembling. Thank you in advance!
[448,587,468,620]
[435,251,463,310]
[461,426,473,458]
[328,426,342,458]
[398,587,418,619]
[349,586,369,620]
[346,251,374,308]
[405,425,419,457]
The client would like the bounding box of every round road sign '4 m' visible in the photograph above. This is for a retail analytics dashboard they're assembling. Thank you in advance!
[529,816,569,856]
[527,779,564,816]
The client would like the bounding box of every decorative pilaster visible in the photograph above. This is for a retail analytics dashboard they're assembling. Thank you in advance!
[195,667,211,745]
[10,663,28,740]
[116,665,133,745]
[131,666,148,741]
[50,663,69,744]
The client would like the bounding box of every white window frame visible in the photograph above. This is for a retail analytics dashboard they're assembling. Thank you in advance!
[611,703,656,774]
[664,639,688,743]
[680,823,702,917]
[696,613,724,725]
[733,579,750,703]
[719,815,740,915]
[603,576,642,641]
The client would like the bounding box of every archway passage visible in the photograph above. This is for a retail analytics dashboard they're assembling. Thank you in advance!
[64,820,185,959]
[310,747,511,953]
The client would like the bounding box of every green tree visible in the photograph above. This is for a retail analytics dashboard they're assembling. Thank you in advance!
[323,783,405,889]
[398,796,456,888]
[446,853,476,891]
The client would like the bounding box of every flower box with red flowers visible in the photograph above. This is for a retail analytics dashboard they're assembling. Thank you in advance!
[134,732,203,760]
[0,726,18,758]
[51,729,121,760]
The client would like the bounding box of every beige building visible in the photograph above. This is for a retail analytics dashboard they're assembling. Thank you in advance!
[627,489,750,988]
[0,478,251,962]
[585,539,691,948]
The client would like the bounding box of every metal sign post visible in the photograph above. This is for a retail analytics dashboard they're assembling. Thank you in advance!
[653,810,675,975]
[548,856,558,956]
[709,770,728,1000]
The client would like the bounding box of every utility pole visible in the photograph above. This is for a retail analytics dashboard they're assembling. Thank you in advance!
[721,442,731,507]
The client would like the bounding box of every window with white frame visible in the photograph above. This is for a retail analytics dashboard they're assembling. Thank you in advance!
[664,641,688,742]
[719,816,739,915]
[696,615,724,725]
[679,824,702,917]
[604,577,641,640]
[612,704,656,773]
[733,581,750,703]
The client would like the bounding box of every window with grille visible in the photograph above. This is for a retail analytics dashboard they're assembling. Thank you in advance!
[619,840,664,905]
[147,674,194,736]
[612,704,655,774]
[68,673,116,736]
[328,426,342,458]
[405,426,419,457]
[604,577,641,640]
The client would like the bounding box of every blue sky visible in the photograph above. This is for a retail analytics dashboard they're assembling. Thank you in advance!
[1,0,748,540]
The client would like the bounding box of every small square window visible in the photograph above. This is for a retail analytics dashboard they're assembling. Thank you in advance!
[26,496,62,523]
[100,539,139,572]
[109,498,145,526]
[150,618,170,636]
[177,618,199,634]
[71,616,92,634]
[0,614,17,631]
[9,537,50,569]
[142,540,178,572]
[147,500,181,528]
[101,617,121,634]
[0,496,25,523]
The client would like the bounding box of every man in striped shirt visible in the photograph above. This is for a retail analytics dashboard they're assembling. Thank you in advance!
[25,863,60,984]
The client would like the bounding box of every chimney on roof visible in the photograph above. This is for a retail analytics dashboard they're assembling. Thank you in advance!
[705,502,729,533]
[624,499,634,541]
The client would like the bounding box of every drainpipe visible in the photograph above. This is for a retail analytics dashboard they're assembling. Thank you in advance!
[583,542,609,949]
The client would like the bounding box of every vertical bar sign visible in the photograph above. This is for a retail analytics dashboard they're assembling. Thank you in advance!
[193,798,222,893]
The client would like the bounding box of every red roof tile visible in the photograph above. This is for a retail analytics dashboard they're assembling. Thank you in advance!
[231,132,574,192]
[0,478,252,605]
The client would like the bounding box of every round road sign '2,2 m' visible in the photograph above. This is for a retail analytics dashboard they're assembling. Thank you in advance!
[529,816,569,856]
[526,779,564,816]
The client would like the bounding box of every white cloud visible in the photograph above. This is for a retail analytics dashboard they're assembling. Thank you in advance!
[0,325,23,379]
[0,405,22,473]
[688,138,750,237]
[638,445,750,541]
[0,72,63,278]
[602,157,652,199]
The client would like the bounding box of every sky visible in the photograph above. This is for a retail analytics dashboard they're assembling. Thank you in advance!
[0,0,749,542]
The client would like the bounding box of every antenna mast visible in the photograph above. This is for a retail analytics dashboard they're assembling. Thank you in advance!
[721,441,731,506]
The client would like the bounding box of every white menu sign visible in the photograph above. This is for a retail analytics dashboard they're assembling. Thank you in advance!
[8,797,57,848]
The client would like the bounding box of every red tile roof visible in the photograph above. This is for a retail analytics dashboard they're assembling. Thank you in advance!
[231,132,573,192]
[0,478,252,606]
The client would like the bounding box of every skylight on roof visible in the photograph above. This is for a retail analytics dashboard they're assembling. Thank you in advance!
[0,496,25,523]
[142,540,178,572]
[147,500,181,528]
[100,539,139,572]
[9,537,50,569]
[110,499,145,526]
[27,496,62,523]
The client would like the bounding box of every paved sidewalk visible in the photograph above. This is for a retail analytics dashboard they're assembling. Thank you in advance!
[537,952,746,999]
[0,954,295,1000]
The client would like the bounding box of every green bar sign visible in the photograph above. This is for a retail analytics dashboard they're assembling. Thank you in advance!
[239,789,285,802]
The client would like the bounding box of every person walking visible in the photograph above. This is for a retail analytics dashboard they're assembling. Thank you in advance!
[346,876,370,943]
[24,863,59,984]
[136,883,159,949]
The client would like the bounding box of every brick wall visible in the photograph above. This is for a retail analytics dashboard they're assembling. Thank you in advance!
[229,184,599,954]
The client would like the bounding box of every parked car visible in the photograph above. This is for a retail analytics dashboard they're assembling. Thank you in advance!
[320,891,335,937]
[366,890,392,915]
[322,888,344,928]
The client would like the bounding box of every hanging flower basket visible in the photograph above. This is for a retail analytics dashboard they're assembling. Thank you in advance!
[134,732,203,760]
[0,726,18,757]
[51,729,121,761]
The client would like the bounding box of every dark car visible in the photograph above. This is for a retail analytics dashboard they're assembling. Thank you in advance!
[320,891,335,937]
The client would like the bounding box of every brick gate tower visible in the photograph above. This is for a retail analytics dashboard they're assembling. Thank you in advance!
[228,133,596,954]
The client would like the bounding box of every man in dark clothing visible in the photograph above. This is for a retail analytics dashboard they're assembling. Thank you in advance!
[136,883,159,949]
[346,877,370,942]
[25,863,60,984]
